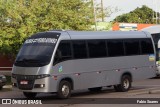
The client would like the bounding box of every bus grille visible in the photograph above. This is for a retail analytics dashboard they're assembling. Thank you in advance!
[17,75,35,90]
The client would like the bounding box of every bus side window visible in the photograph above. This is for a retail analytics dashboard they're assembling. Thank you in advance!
[124,39,140,56]
[88,40,107,58]
[72,40,87,59]
[140,39,154,54]
[107,40,125,57]
[53,41,72,65]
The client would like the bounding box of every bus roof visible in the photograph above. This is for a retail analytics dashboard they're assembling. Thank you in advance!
[49,31,150,40]
[141,25,160,34]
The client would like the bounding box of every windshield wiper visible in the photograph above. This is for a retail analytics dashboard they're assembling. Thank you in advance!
[23,58,40,63]
[15,60,24,63]
[16,59,40,63]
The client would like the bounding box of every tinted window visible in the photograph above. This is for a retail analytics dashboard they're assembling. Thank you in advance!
[151,33,160,61]
[151,33,160,44]
[107,40,125,57]
[141,39,154,54]
[72,41,87,59]
[54,41,72,64]
[88,40,107,58]
[15,45,54,67]
[125,39,140,55]
[14,32,60,67]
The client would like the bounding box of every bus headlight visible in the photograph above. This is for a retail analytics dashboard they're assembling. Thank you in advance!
[36,74,50,79]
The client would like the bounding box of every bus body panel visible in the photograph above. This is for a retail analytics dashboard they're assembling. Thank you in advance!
[52,55,155,90]
[12,31,156,93]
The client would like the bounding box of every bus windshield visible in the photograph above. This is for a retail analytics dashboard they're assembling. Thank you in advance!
[14,32,60,67]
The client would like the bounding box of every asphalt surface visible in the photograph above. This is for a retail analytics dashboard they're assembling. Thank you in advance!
[0,77,160,107]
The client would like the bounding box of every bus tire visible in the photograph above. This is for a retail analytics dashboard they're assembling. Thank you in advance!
[57,80,71,99]
[88,87,102,92]
[115,75,131,92]
[23,92,37,99]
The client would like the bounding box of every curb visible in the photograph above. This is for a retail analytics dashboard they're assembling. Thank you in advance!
[128,87,160,96]
[149,89,160,94]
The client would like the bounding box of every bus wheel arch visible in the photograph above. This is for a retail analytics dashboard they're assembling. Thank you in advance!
[121,72,132,82]
[57,78,73,99]
[114,72,132,92]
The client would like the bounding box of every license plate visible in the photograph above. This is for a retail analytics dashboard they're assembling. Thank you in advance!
[20,81,28,85]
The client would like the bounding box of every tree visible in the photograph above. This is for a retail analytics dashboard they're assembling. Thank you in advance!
[0,0,93,58]
[91,0,119,22]
[114,5,156,24]
[96,5,119,22]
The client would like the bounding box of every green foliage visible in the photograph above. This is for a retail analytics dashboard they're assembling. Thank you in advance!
[114,5,156,24]
[0,0,93,58]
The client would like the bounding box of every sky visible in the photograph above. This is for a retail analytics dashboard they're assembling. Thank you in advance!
[96,0,160,22]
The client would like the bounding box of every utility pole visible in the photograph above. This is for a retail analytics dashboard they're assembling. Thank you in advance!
[153,10,154,23]
[153,0,158,24]
[156,0,158,24]
[92,0,97,31]
[101,0,104,22]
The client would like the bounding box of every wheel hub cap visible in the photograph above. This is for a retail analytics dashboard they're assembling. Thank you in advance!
[62,85,69,97]
[123,79,129,89]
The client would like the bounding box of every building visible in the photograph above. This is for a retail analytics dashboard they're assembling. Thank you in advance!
[112,23,155,31]
[0,55,13,75]
[91,22,112,31]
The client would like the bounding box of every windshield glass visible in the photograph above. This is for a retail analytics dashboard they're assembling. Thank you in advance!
[14,32,60,67]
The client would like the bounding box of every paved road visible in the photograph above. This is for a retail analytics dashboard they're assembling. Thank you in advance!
[0,78,160,107]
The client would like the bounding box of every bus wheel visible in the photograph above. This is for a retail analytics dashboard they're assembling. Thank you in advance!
[23,92,37,99]
[88,87,102,92]
[57,80,71,99]
[114,75,131,92]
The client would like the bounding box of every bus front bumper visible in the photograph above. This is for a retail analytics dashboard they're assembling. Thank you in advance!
[12,76,58,93]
